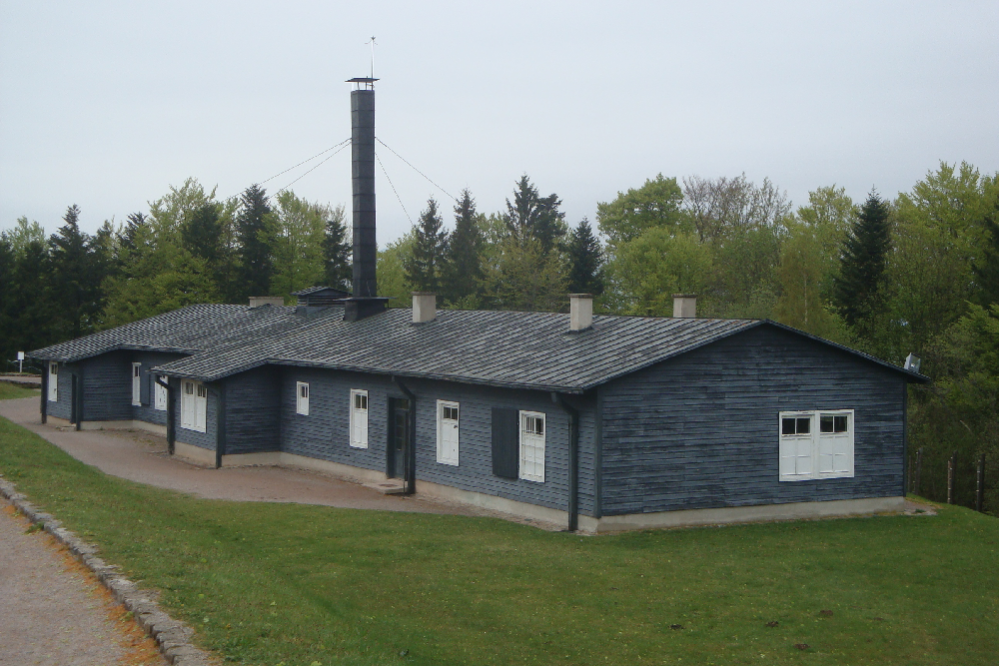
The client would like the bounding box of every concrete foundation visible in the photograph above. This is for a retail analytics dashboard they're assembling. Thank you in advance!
[579,496,908,533]
[172,439,908,532]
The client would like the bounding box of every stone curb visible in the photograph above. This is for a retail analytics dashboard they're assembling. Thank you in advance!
[0,475,214,666]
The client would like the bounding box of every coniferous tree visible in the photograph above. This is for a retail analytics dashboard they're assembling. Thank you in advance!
[183,203,222,264]
[441,189,483,305]
[833,190,891,332]
[120,212,147,254]
[0,235,14,365]
[12,235,57,351]
[504,175,567,253]
[567,218,604,295]
[49,205,102,339]
[404,198,448,293]
[322,205,352,291]
[235,184,273,301]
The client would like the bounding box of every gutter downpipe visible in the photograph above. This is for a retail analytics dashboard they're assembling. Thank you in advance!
[391,376,417,495]
[552,392,580,532]
[74,366,84,431]
[155,376,174,455]
[214,382,227,469]
[40,364,48,424]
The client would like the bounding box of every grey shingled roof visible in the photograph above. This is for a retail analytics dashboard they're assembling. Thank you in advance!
[152,308,927,393]
[28,303,302,363]
[31,303,927,393]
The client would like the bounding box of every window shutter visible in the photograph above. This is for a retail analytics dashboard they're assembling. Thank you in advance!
[140,369,151,405]
[491,408,519,478]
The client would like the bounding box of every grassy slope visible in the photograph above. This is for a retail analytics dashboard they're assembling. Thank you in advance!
[0,416,995,666]
[0,383,39,400]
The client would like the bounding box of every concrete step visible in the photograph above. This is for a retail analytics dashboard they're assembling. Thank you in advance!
[366,480,406,495]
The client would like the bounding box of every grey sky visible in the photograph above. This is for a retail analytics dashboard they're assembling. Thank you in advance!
[1,1,997,244]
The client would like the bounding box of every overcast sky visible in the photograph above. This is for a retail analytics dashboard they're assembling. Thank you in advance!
[1,1,997,244]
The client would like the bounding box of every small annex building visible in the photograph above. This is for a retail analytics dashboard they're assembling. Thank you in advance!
[28,291,927,532]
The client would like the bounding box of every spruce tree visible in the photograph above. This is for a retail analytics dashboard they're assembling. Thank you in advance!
[504,175,566,253]
[49,205,100,339]
[323,205,352,291]
[404,198,448,293]
[567,218,604,295]
[235,184,273,300]
[183,203,222,264]
[833,190,891,330]
[441,189,484,305]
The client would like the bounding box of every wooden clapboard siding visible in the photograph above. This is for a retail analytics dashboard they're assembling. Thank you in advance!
[599,325,907,516]
[47,362,74,420]
[276,368,599,516]
[223,365,280,454]
[173,379,218,451]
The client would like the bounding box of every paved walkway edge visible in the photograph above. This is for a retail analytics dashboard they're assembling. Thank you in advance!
[0,474,213,666]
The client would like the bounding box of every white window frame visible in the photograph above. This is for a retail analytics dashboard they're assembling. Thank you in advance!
[180,380,207,433]
[519,410,546,483]
[48,362,59,402]
[296,381,310,416]
[779,410,854,481]
[131,362,142,406]
[153,375,167,411]
[349,389,369,449]
[436,400,460,466]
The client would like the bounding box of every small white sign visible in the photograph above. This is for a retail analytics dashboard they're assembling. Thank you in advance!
[17,351,24,360]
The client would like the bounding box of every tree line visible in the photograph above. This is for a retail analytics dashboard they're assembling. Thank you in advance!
[0,162,996,512]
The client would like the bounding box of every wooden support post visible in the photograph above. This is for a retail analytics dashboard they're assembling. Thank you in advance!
[914,447,923,497]
[976,453,986,513]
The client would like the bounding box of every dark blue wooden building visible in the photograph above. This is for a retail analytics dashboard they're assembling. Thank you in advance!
[29,292,926,532]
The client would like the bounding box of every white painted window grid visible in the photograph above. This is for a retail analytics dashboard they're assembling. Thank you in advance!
[436,400,460,465]
[519,410,546,482]
[296,382,310,416]
[779,409,854,481]
[154,375,167,411]
[132,362,142,406]
[180,380,207,433]
[48,362,58,402]
[349,389,369,448]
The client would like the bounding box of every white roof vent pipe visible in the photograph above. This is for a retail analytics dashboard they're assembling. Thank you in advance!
[569,294,593,331]
[673,294,697,318]
[412,292,436,324]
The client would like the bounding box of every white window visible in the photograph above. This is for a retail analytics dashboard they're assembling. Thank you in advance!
[296,382,310,416]
[132,362,142,406]
[48,362,58,402]
[436,400,460,465]
[154,376,167,411]
[349,389,369,448]
[519,411,546,482]
[180,380,207,433]
[779,410,854,481]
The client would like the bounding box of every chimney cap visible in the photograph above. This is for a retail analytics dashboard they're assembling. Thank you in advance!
[569,293,593,298]
[672,293,697,298]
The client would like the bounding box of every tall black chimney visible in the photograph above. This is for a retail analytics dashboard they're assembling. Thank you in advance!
[344,77,387,321]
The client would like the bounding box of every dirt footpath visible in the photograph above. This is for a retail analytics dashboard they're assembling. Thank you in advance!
[0,497,166,666]
[0,397,487,517]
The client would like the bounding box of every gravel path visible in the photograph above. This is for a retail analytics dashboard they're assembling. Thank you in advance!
[0,497,166,666]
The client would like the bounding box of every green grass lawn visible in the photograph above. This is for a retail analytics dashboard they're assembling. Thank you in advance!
[0,382,39,400]
[0,417,995,666]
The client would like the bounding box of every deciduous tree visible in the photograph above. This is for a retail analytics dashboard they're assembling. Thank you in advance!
[596,174,686,249]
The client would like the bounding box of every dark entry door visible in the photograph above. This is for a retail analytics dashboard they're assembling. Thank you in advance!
[388,398,410,479]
